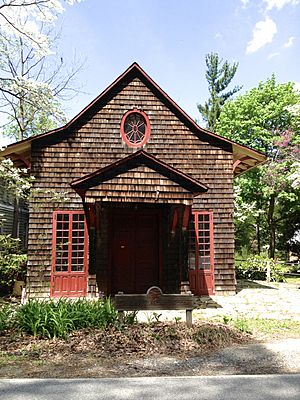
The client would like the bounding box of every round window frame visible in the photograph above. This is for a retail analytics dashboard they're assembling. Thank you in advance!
[120,109,151,148]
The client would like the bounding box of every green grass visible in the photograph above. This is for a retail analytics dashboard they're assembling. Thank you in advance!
[285,277,300,284]
[221,315,300,337]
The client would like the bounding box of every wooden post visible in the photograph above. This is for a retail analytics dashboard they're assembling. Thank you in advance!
[186,309,193,327]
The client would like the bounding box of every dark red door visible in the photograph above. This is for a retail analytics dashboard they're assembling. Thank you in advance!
[111,209,160,294]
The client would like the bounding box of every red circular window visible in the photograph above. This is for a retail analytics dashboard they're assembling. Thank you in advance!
[120,109,150,147]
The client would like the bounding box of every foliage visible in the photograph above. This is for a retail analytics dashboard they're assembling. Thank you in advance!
[0,234,27,295]
[0,158,33,199]
[222,316,252,334]
[216,75,299,154]
[198,52,242,131]
[0,303,14,331]
[15,298,119,338]
[235,255,286,282]
[216,75,300,258]
[0,0,83,140]
[0,1,81,55]
[122,311,138,325]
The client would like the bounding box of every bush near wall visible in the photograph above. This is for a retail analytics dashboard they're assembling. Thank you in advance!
[0,235,27,296]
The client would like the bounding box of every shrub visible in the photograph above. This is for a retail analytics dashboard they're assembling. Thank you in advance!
[15,298,119,339]
[0,234,27,296]
[235,255,286,282]
[0,303,14,332]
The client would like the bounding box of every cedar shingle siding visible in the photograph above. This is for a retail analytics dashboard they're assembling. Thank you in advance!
[27,76,235,297]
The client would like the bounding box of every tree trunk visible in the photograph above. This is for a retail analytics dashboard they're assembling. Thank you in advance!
[268,194,276,259]
[256,218,261,255]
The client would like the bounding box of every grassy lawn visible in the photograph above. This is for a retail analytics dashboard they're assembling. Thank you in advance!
[209,316,300,338]
[285,276,300,284]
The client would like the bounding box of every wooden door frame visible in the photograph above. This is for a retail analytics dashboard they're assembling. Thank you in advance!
[108,207,163,295]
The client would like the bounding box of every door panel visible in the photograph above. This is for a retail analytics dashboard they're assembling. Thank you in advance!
[111,210,159,294]
[135,214,159,293]
[112,214,135,294]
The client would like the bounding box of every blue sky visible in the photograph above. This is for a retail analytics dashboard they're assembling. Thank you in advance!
[0,0,299,146]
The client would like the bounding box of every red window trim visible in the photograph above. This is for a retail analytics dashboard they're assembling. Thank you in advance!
[51,210,88,276]
[120,108,151,148]
[191,210,214,271]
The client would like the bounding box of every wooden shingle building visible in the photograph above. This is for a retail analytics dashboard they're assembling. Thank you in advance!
[0,63,266,300]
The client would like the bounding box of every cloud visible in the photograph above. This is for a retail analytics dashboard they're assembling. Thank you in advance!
[263,0,299,11]
[241,0,249,7]
[246,17,277,54]
[267,52,280,59]
[284,36,294,47]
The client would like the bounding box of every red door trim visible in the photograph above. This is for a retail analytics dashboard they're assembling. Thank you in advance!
[51,210,88,298]
[189,210,215,296]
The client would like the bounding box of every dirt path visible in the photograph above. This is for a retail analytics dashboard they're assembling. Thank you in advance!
[1,338,299,378]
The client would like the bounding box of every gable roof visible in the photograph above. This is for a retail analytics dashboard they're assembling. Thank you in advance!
[0,62,266,174]
[71,150,208,197]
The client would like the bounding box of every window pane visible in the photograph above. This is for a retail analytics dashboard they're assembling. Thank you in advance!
[189,212,213,272]
[71,214,86,272]
[53,212,86,274]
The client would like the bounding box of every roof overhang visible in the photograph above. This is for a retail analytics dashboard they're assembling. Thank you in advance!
[232,144,267,176]
[71,150,208,197]
[0,140,32,168]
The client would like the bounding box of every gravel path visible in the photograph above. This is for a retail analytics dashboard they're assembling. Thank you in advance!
[196,281,300,321]
[126,339,300,376]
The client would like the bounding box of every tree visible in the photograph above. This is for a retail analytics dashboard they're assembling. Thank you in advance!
[216,76,300,259]
[0,1,82,245]
[0,0,82,140]
[198,52,242,132]
[0,1,79,52]
[216,75,298,154]
[0,158,32,199]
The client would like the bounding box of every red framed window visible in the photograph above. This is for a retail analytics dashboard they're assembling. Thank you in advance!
[188,211,214,271]
[52,211,88,275]
[120,108,150,147]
